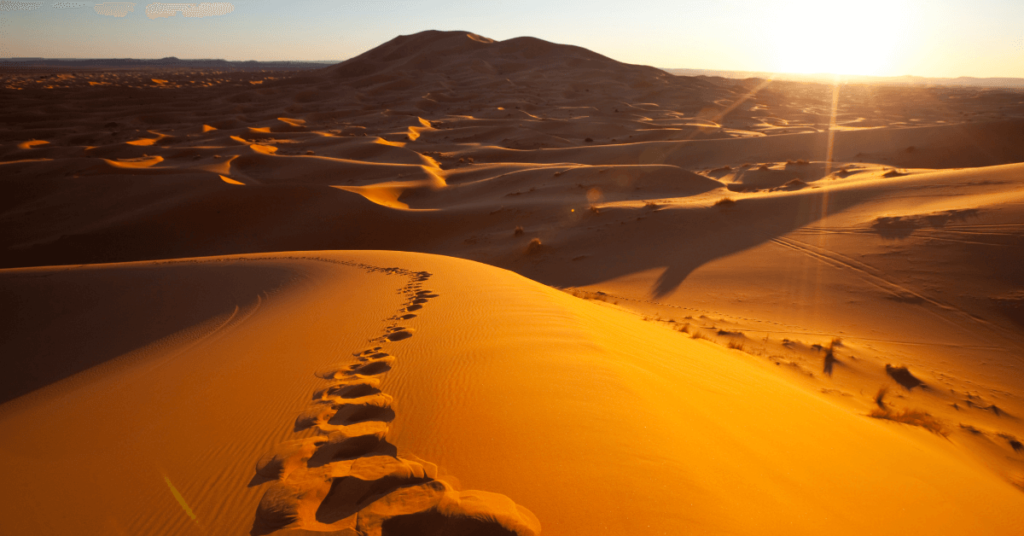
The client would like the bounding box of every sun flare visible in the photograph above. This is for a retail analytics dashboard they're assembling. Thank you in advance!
[769,0,914,75]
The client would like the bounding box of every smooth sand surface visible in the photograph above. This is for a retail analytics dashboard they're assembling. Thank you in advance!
[2,30,1024,534]
[1,251,1022,536]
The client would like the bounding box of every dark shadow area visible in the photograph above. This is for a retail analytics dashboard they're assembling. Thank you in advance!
[247,472,275,488]
[0,262,293,405]
[965,400,1013,418]
[872,209,981,240]
[329,383,382,399]
[328,403,396,425]
[382,510,520,536]
[350,360,393,376]
[316,476,431,525]
[872,216,920,239]
[823,350,838,377]
[306,438,397,468]
[386,330,413,341]
[885,364,926,390]
[635,188,862,297]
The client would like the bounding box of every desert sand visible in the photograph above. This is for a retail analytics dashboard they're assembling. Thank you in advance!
[2,30,1024,535]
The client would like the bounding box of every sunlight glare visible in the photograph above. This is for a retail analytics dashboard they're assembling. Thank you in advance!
[769,0,914,75]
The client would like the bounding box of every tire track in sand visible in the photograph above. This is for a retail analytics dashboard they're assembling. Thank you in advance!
[250,261,540,536]
[771,236,1024,354]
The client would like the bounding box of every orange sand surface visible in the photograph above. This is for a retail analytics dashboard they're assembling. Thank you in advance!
[2,31,1023,535]
[1,251,1022,535]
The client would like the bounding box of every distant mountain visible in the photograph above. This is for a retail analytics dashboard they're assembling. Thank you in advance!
[317,30,745,115]
[327,30,667,81]
[666,68,1024,89]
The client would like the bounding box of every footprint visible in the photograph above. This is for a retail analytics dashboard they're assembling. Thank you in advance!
[385,330,413,342]
[348,359,394,376]
[313,378,381,402]
[308,456,438,525]
[255,437,325,480]
[362,351,391,359]
[327,400,396,426]
[317,365,387,380]
[294,405,336,432]
[375,327,413,342]
[315,469,435,526]
[326,383,382,400]
[306,421,392,467]
[377,488,541,536]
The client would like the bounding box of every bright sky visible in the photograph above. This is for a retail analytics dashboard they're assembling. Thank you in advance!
[1,0,1022,78]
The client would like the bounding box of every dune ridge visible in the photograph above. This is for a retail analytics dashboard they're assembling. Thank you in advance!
[1,29,1024,535]
[2,251,1023,536]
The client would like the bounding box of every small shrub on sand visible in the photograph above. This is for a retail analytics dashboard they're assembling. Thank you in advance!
[823,338,840,376]
[998,433,1023,452]
[526,237,543,254]
[714,197,736,207]
[564,289,615,303]
[870,407,947,436]
[727,341,745,351]
[513,226,524,236]
[960,423,983,435]
[875,387,889,410]
[885,364,925,390]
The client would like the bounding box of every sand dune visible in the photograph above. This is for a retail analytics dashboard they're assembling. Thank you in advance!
[2,251,1022,536]
[2,30,1024,535]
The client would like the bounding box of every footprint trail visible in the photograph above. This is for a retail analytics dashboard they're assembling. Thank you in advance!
[251,262,540,536]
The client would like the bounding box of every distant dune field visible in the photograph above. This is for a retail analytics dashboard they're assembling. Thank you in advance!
[2,30,1023,535]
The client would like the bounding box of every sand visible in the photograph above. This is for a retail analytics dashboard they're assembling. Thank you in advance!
[2,30,1024,535]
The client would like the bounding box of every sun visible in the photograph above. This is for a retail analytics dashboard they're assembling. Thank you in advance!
[768,0,914,76]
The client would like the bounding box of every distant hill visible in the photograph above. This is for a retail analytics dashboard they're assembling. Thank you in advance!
[326,29,668,82]
[666,68,1024,89]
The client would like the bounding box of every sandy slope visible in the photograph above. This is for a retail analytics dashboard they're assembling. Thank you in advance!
[1,251,1022,536]
[2,30,1024,534]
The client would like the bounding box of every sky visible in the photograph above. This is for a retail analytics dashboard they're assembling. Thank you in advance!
[1,0,1022,78]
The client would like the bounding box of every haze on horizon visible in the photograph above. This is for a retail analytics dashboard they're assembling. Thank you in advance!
[1,0,1022,79]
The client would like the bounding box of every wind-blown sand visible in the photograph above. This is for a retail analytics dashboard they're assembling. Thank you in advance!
[2,31,1024,535]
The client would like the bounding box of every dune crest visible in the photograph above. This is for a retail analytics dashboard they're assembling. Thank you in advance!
[1,28,1024,536]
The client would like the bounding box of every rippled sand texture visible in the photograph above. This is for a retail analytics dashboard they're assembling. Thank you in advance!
[2,31,1024,536]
